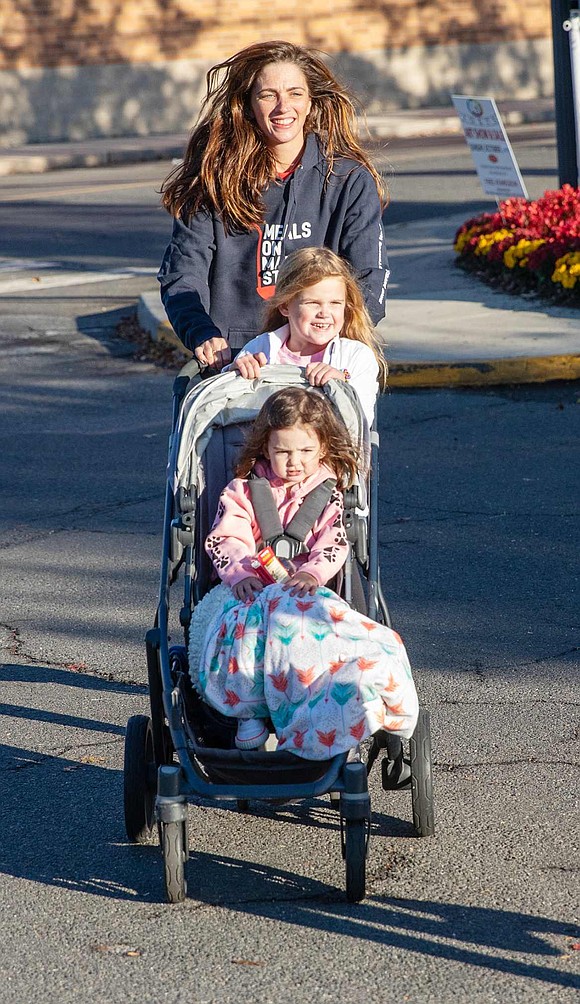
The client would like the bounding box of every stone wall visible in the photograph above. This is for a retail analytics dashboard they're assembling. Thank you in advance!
[0,0,554,145]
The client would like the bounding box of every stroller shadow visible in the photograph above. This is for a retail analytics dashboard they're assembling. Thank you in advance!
[1,734,578,990]
[1,657,578,991]
[225,793,415,838]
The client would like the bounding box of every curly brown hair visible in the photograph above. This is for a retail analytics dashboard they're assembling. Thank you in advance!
[160,40,386,232]
[262,247,388,389]
[235,386,359,486]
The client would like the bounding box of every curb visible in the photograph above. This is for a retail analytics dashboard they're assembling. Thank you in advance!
[136,293,580,389]
[386,355,580,387]
[0,143,186,178]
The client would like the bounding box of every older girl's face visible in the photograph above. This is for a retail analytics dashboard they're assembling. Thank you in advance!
[250,62,311,158]
[280,276,346,354]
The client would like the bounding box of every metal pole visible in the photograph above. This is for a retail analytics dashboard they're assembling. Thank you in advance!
[551,0,578,187]
[564,10,580,179]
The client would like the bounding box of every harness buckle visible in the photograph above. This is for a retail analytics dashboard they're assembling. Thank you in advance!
[269,535,307,561]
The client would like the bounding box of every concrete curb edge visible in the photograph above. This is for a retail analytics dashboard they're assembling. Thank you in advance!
[136,294,580,389]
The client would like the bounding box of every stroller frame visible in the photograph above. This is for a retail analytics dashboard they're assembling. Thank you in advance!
[123,361,434,904]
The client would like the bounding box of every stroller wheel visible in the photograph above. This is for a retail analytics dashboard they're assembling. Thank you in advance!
[344,819,368,903]
[409,709,435,837]
[123,715,156,843]
[161,820,188,903]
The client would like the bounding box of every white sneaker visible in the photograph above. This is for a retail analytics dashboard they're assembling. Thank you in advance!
[235,718,269,750]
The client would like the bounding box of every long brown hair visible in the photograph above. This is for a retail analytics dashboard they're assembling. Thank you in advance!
[262,247,388,389]
[235,386,359,486]
[160,40,386,232]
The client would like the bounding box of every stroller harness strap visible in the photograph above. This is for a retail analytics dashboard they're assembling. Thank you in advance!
[248,475,337,560]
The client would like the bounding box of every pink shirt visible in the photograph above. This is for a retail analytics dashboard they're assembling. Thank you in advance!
[276,339,325,367]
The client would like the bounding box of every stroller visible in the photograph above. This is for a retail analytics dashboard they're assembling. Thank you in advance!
[123,363,434,903]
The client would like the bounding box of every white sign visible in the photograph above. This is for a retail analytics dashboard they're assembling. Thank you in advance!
[451,94,528,200]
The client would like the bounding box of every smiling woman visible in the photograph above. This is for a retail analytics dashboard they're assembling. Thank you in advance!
[158,40,389,370]
[249,62,312,172]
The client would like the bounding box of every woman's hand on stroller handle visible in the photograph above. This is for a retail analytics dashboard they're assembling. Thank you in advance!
[194,336,232,371]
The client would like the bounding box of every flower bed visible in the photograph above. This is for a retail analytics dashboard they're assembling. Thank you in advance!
[454,184,580,305]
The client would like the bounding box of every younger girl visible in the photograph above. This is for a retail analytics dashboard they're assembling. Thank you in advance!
[230,247,388,428]
[197,386,418,757]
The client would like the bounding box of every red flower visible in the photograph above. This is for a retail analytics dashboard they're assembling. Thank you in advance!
[224,689,240,707]
[234,622,246,639]
[227,657,239,674]
[268,596,281,613]
[293,729,307,749]
[329,659,346,675]
[296,600,314,612]
[361,620,377,632]
[329,607,346,623]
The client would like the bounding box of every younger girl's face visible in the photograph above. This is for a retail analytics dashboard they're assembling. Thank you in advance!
[280,276,346,355]
[265,423,324,483]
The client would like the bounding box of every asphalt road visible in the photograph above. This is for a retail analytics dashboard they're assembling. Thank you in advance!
[0,127,579,1003]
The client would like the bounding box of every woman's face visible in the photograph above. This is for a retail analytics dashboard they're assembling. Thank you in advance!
[265,423,323,484]
[280,276,346,354]
[250,62,311,157]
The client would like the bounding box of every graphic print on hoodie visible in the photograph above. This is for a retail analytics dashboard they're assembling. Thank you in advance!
[255,221,313,298]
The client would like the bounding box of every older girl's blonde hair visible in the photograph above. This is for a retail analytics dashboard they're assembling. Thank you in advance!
[262,247,388,389]
[160,40,386,231]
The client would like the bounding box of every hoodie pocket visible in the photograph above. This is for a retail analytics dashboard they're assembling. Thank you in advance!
[228,329,256,350]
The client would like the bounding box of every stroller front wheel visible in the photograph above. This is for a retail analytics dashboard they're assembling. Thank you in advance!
[161,819,188,903]
[123,715,156,843]
[410,708,435,837]
[343,819,368,903]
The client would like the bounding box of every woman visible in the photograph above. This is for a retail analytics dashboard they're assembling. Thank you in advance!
[158,40,389,370]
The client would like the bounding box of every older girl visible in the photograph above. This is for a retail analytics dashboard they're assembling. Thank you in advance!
[230,246,388,428]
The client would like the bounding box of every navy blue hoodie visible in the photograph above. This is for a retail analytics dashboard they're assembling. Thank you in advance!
[158,134,388,353]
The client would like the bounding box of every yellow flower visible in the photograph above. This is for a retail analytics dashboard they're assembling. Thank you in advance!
[552,251,580,288]
[473,228,512,257]
[503,238,545,270]
[454,226,478,253]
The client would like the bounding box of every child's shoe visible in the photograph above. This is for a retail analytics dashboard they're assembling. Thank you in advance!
[235,718,269,750]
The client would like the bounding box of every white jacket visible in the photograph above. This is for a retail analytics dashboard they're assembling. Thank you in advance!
[234,324,379,428]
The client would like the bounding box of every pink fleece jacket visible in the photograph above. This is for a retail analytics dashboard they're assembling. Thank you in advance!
[205,460,348,588]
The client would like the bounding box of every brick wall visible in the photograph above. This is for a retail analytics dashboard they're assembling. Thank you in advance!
[0,0,551,72]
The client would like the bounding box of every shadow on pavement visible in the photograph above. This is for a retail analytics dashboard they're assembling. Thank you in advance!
[0,726,578,990]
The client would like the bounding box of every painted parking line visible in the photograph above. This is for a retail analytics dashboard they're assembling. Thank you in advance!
[0,265,158,294]
[0,179,157,203]
[0,258,59,273]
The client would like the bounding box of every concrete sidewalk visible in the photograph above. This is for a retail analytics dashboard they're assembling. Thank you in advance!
[0,98,555,177]
[137,211,579,389]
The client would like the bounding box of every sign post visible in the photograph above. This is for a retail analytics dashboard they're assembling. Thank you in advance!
[451,94,529,201]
